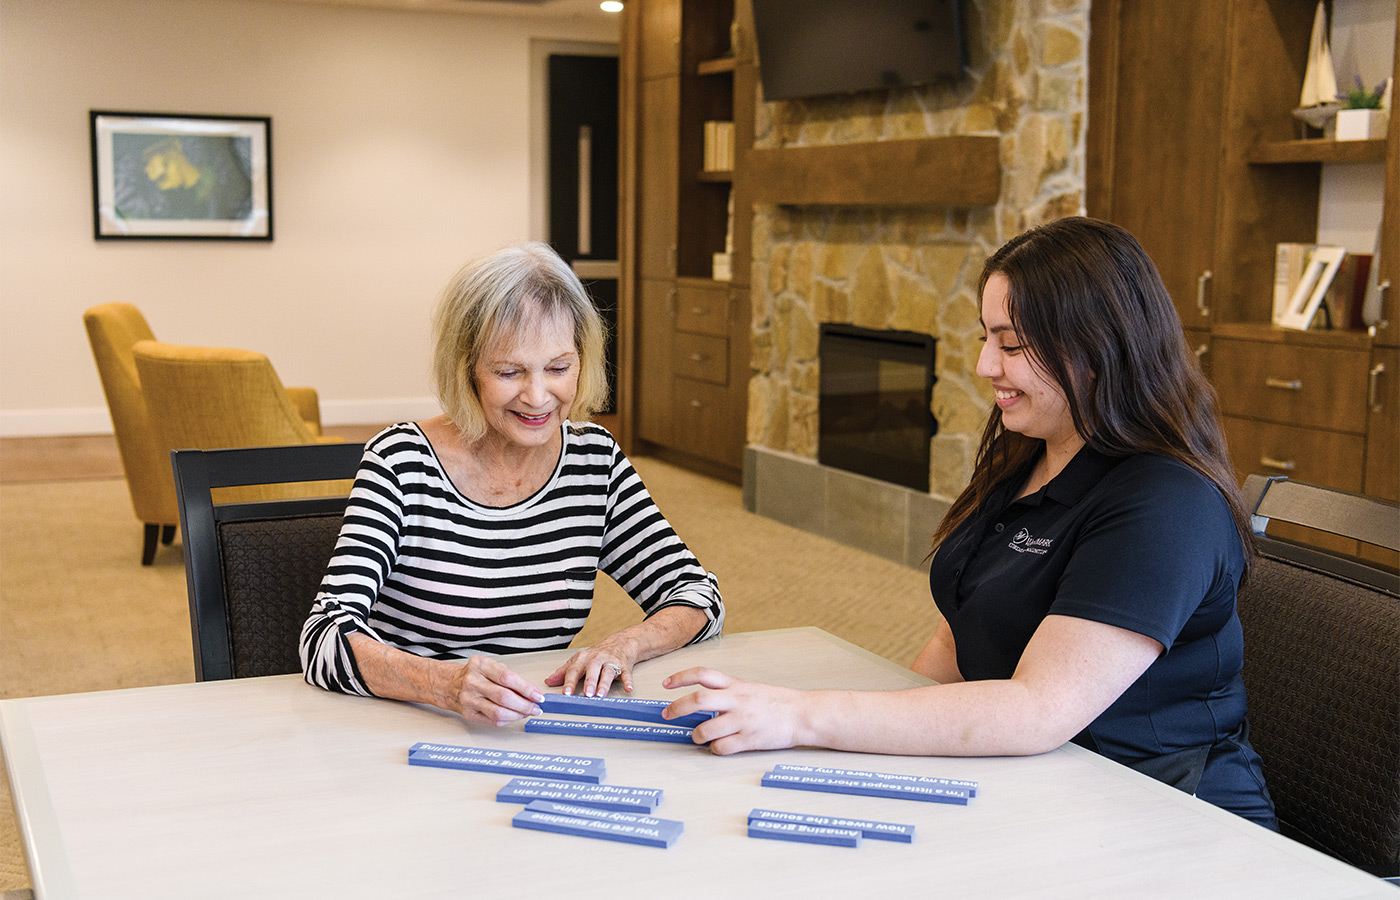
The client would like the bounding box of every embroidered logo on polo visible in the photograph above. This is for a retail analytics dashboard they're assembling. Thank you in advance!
[1008,527,1053,555]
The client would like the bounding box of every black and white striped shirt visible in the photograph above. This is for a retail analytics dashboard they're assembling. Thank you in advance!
[300,421,724,696]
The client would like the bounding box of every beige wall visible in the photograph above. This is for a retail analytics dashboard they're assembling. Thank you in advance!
[0,0,618,436]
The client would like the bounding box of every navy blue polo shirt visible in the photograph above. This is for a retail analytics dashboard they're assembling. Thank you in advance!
[929,446,1275,827]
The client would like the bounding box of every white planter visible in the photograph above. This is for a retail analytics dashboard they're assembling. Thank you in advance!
[1335,108,1389,141]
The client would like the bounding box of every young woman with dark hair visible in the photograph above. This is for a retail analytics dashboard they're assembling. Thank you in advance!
[663,217,1277,829]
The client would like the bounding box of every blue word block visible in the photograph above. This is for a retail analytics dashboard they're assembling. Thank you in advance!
[747,818,861,847]
[523,800,684,840]
[496,777,663,812]
[525,718,697,744]
[539,694,717,729]
[760,771,969,805]
[748,808,915,843]
[770,763,978,798]
[512,800,683,848]
[407,742,605,783]
[514,809,679,849]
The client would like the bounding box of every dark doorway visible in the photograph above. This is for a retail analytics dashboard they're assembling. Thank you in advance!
[548,53,619,414]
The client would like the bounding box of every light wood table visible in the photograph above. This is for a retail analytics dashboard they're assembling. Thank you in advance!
[2,628,1391,899]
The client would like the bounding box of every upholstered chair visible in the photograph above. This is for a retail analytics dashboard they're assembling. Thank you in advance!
[84,303,331,564]
[83,303,179,565]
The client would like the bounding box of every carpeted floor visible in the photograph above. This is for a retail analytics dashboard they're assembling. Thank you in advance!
[0,442,937,893]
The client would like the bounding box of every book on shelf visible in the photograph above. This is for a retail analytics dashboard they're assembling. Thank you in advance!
[1273,243,1316,324]
[703,120,735,172]
[1321,253,1371,331]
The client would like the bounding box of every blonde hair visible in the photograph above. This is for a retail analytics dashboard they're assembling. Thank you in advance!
[430,242,607,442]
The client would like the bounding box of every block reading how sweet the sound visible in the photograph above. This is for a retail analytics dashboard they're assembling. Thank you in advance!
[747,818,862,847]
[747,808,915,843]
[407,742,605,783]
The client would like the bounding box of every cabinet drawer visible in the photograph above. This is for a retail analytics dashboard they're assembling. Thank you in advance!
[1222,416,1364,492]
[673,332,728,384]
[672,377,741,468]
[1213,338,1369,433]
[674,282,729,336]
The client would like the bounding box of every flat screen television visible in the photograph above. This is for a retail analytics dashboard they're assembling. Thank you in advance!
[751,0,967,101]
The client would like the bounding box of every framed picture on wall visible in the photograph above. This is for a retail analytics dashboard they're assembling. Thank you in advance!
[89,111,272,240]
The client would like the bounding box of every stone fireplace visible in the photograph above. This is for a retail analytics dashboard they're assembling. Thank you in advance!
[818,324,937,493]
[741,0,1089,569]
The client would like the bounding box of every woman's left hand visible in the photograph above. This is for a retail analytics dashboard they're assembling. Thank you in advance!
[661,667,806,755]
[546,636,639,696]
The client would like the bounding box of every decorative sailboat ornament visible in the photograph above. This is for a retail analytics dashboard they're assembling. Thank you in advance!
[1293,1,1343,130]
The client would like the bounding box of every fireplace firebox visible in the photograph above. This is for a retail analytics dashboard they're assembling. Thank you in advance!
[818,324,937,492]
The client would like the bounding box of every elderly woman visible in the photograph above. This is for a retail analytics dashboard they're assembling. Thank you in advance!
[301,242,724,725]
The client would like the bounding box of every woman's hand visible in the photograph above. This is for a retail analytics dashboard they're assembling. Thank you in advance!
[442,654,546,726]
[545,634,640,696]
[346,633,544,726]
[661,667,808,755]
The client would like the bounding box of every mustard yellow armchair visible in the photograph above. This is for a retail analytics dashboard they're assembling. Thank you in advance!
[83,303,331,564]
[83,303,177,565]
[132,339,341,449]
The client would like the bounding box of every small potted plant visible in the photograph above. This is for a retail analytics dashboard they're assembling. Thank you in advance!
[1335,75,1390,141]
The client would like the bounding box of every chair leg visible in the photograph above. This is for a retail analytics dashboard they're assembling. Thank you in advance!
[161,524,176,545]
[142,523,159,566]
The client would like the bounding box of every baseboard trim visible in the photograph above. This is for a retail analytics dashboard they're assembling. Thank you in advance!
[0,397,441,437]
[0,407,113,437]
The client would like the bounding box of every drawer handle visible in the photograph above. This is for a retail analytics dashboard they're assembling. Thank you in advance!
[689,353,707,363]
[1260,456,1296,472]
[690,399,704,409]
[1196,270,1212,317]
[1370,363,1386,412]
[1264,377,1302,391]
[690,306,709,315]
[1194,343,1208,359]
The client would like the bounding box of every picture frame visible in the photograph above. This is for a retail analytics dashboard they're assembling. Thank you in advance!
[89,111,272,240]
[1277,246,1346,331]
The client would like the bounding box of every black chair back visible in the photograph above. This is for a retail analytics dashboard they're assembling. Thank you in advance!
[172,443,364,681]
[1237,475,1400,877]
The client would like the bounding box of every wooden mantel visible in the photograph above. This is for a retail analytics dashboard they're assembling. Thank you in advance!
[747,135,1001,207]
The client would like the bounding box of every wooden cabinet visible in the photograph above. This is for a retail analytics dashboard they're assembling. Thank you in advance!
[620,0,752,478]
[1091,0,1398,564]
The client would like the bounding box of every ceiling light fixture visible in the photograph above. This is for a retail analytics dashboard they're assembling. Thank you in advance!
[600,1,623,12]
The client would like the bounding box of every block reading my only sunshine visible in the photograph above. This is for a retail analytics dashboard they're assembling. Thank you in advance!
[407,742,605,783]
[496,777,663,812]
[769,763,978,798]
[511,799,684,848]
[538,694,717,729]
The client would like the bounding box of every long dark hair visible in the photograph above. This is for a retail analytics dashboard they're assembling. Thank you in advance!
[932,217,1253,574]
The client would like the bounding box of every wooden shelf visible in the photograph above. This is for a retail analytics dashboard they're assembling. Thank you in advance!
[748,136,1001,206]
[1212,321,1374,350]
[1248,138,1387,164]
[697,56,737,76]
[696,169,733,182]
